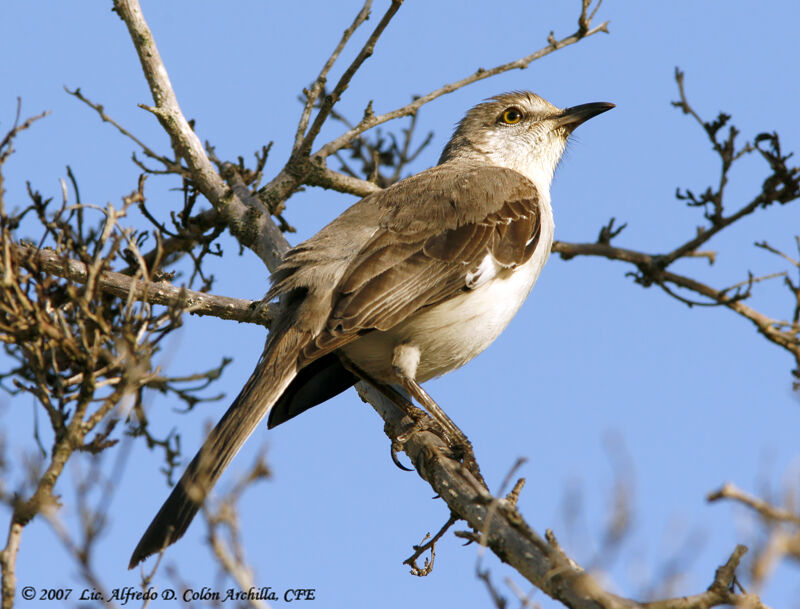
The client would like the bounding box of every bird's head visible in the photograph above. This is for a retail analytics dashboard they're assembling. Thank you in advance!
[439,91,614,194]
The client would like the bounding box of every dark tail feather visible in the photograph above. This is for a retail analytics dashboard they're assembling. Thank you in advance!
[128,330,303,568]
[127,464,204,569]
[267,353,357,428]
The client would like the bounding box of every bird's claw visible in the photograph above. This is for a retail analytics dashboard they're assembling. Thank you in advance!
[390,439,414,471]
[389,414,440,472]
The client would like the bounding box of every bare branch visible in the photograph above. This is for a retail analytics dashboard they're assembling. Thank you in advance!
[11,243,277,326]
[112,0,290,270]
[65,87,181,173]
[0,101,50,167]
[301,164,382,197]
[756,240,800,268]
[708,482,800,526]
[0,524,22,609]
[403,514,458,577]
[0,101,50,219]
[554,71,800,386]
[664,70,797,267]
[554,240,800,375]
[296,0,402,158]
[204,450,273,609]
[639,546,770,609]
[293,0,373,153]
[359,380,767,609]
[315,16,610,159]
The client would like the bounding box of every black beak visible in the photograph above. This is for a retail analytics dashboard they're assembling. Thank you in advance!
[556,102,615,129]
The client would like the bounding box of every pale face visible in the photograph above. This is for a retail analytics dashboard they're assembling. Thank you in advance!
[439,92,571,194]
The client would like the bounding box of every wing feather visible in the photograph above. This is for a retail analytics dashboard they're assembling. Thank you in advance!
[269,164,541,367]
[293,165,543,366]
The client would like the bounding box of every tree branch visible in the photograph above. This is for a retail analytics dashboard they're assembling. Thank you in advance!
[708,482,800,526]
[112,0,290,270]
[553,240,800,373]
[293,0,373,153]
[0,524,22,609]
[314,16,610,159]
[10,242,277,326]
[299,0,402,157]
[357,382,766,609]
[65,86,181,173]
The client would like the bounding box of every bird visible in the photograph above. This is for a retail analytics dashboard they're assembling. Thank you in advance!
[129,91,614,568]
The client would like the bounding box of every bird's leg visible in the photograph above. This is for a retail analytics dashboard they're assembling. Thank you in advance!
[390,345,485,486]
[336,354,435,471]
[396,376,464,447]
[390,344,464,443]
[337,350,485,486]
[395,374,485,486]
[359,377,435,471]
[337,353,427,422]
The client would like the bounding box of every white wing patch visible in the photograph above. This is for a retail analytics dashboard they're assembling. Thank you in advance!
[465,253,502,289]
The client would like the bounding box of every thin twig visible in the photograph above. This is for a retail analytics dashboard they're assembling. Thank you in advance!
[113,0,291,270]
[65,87,180,171]
[293,0,373,153]
[12,243,277,325]
[403,514,458,577]
[708,482,800,527]
[554,240,800,358]
[297,1,403,158]
[0,101,50,166]
[315,17,609,159]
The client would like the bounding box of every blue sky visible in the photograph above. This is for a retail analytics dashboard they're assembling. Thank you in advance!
[2,2,800,608]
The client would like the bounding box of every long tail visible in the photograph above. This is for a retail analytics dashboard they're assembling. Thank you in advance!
[128,328,305,568]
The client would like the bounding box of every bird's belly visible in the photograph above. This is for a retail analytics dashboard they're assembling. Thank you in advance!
[341,252,546,383]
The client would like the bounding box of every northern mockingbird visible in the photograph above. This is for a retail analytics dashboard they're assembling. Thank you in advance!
[129,91,613,567]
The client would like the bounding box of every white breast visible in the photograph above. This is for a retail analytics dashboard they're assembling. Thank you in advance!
[342,203,555,383]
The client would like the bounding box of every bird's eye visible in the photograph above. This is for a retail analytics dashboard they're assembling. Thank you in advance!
[500,107,522,125]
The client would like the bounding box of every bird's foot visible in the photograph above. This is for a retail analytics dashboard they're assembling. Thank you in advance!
[389,413,439,471]
[390,412,486,488]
